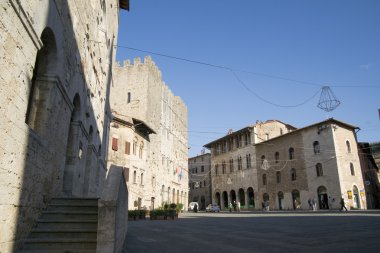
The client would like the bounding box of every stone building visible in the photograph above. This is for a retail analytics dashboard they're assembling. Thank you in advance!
[111,56,189,209]
[205,119,367,211]
[188,152,212,210]
[358,142,380,209]
[204,120,295,210]
[0,0,128,251]
[107,112,156,210]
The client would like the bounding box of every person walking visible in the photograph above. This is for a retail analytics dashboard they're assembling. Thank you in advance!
[308,198,313,210]
[237,201,241,212]
[229,202,232,213]
[340,197,348,211]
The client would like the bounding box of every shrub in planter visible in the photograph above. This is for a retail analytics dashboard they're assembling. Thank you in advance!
[176,203,184,213]
[169,203,177,210]
[128,210,139,220]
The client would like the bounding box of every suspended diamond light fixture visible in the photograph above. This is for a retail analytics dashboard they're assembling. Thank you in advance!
[317,86,341,112]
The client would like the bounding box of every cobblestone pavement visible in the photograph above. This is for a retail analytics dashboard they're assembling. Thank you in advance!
[123,210,380,253]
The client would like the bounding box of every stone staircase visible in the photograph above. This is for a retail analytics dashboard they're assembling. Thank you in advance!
[19,197,99,253]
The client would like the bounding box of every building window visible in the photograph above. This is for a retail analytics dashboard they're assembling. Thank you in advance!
[141,173,144,185]
[124,167,129,182]
[204,181,206,187]
[263,174,267,185]
[265,133,269,140]
[139,142,143,159]
[276,171,281,183]
[236,136,240,148]
[238,156,242,170]
[247,132,251,144]
[291,168,297,181]
[280,128,283,135]
[195,167,198,173]
[346,140,351,153]
[289,148,294,160]
[112,137,118,151]
[316,163,323,176]
[222,161,226,174]
[261,155,265,165]
[215,164,218,175]
[246,154,251,168]
[125,141,130,155]
[313,141,320,154]
[133,139,137,155]
[275,152,279,163]
[350,163,355,176]
[230,159,234,173]
[133,171,137,183]
[201,166,204,172]
[127,92,131,103]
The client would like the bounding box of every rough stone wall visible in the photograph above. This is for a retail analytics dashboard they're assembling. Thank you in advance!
[256,131,308,210]
[188,153,212,209]
[332,124,366,209]
[111,57,189,209]
[0,0,120,251]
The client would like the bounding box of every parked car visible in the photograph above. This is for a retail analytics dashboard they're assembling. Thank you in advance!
[206,204,220,212]
[188,202,199,211]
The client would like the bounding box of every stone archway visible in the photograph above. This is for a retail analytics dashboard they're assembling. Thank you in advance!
[215,192,221,207]
[247,187,254,208]
[238,188,245,207]
[353,185,361,209]
[222,191,228,209]
[317,186,329,209]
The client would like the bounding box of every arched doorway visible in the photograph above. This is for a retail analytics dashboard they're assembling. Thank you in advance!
[247,187,254,208]
[353,185,361,209]
[230,190,237,204]
[278,191,284,210]
[63,94,82,195]
[317,186,329,209]
[201,196,206,210]
[215,192,221,207]
[222,191,228,209]
[292,189,300,209]
[238,188,245,207]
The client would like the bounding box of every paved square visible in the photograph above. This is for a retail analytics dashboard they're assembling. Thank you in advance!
[123,210,380,253]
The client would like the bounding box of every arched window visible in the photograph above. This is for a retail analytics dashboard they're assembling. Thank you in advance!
[275,152,279,163]
[313,141,320,154]
[133,171,137,183]
[140,173,144,185]
[289,148,295,160]
[291,168,297,181]
[262,174,267,185]
[346,140,351,153]
[350,163,355,176]
[316,163,323,176]
[222,161,226,174]
[276,171,281,183]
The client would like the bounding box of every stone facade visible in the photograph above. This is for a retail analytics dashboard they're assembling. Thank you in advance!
[188,153,212,210]
[111,57,189,210]
[204,121,295,210]
[0,1,127,251]
[358,142,380,209]
[205,119,367,211]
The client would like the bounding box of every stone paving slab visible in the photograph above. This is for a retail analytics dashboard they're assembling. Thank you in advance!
[123,210,380,253]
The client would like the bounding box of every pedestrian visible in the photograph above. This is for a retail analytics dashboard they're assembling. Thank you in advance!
[265,200,270,211]
[237,201,241,212]
[194,203,198,213]
[229,202,232,213]
[312,198,317,211]
[340,197,348,211]
[308,198,313,210]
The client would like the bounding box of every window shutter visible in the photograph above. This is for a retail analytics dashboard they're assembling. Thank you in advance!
[112,138,118,151]
[125,141,130,155]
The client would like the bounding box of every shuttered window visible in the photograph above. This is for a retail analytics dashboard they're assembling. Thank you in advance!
[112,138,118,151]
[125,141,130,155]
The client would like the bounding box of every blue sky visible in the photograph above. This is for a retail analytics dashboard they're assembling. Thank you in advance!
[116,0,380,157]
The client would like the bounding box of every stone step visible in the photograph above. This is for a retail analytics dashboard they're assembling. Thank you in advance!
[47,204,98,212]
[18,250,95,253]
[29,228,97,239]
[35,219,98,230]
[22,238,97,251]
[40,211,98,221]
[50,198,99,206]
